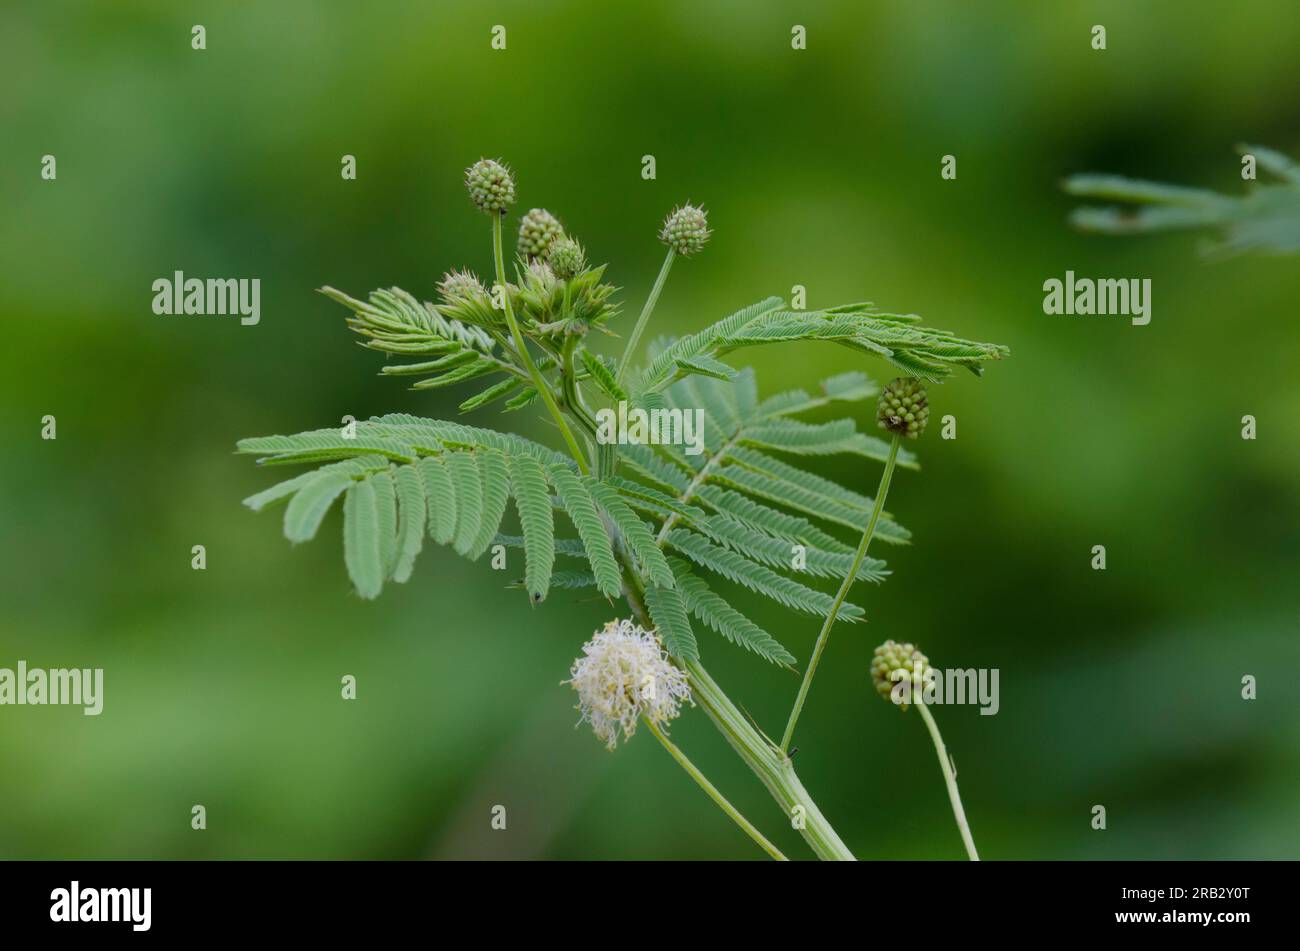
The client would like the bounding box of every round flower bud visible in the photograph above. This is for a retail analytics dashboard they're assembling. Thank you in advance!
[876,377,930,439]
[437,268,487,303]
[546,236,587,279]
[464,158,516,215]
[870,639,930,710]
[659,203,711,256]
[517,207,564,259]
[566,619,692,750]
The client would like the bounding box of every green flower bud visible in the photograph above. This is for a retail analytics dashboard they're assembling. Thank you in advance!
[524,258,557,287]
[870,640,930,711]
[876,377,930,439]
[547,236,587,279]
[517,208,564,259]
[465,158,516,215]
[660,203,711,256]
[437,268,487,303]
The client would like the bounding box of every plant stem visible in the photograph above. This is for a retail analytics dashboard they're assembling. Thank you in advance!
[615,248,674,384]
[559,351,851,860]
[644,717,787,861]
[916,700,980,861]
[780,432,902,753]
[491,215,590,473]
[619,558,854,860]
[559,336,599,439]
[685,658,855,860]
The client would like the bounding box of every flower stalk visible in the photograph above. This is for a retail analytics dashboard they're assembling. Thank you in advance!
[645,717,788,861]
[490,214,590,473]
[685,658,855,860]
[616,248,674,384]
[619,557,854,860]
[781,431,902,753]
[916,700,980,861]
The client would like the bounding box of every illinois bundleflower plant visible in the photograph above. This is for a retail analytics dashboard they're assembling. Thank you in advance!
[236,157,1009,860]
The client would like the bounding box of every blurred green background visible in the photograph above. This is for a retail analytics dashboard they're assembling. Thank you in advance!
[2,0,1298,860]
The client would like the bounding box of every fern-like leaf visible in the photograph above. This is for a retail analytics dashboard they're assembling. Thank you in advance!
[445,452,484,557]
[548,465,622,598]
[665,528,864,621]
[469,450,512,560]
[578,350,626,402]
[696,512,887,583]
[508,454,556,602]
[585,478,675,588]
[1064,145,1300,255]
[419,456,457,545]
[643,582,698,661]
[370,470,400,579]
[391,464,427,583]
[320,285,524,393]
[636,297,1006,392]
[342,477,384,600]
[283,469,360,543]
[669,558,794,665]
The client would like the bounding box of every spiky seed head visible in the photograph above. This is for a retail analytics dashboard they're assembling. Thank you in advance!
[464,158,516,215]
[566,619,692,750]
[660,203,711,256]
[547,236,587,279]
[437,268,487,303]
[525,258,557,287]
[877,377,930,439]
[517,207,564,258]
[870,639,930,711]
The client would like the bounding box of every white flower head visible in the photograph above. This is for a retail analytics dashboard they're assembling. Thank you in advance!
[566,619,692,750]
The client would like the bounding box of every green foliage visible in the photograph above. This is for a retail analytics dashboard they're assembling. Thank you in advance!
[1064,144,1300,255]
[321,262,621,412]
[547,466,623,598]
[239,422,584,602]
[319,286,510,393]
[669,558,795,666]
[578,349,626,402]
[642,581,698,661]
[243,200,1008,667]
[241,416,672,604]
[513,261,620,338]
[596,368,917,664]
[508,454,555,602]
[237,368,911,664]
[635,297,1008,392]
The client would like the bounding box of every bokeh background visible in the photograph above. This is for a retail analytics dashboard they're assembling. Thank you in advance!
[2,0,1297,860]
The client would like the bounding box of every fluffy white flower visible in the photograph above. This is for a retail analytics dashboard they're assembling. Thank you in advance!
[566,619,692,750]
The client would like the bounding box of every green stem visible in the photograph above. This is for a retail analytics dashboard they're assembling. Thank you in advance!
[491,215,589,474]
[781,432,902,753]
[644,718,787,861]
[615,248,675,384]
[620,558,854,860]
[551,359,850,860]
[560,336,599,439]
[538,329,817,858]
[685,658,855,860]
[916,700,980,861]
